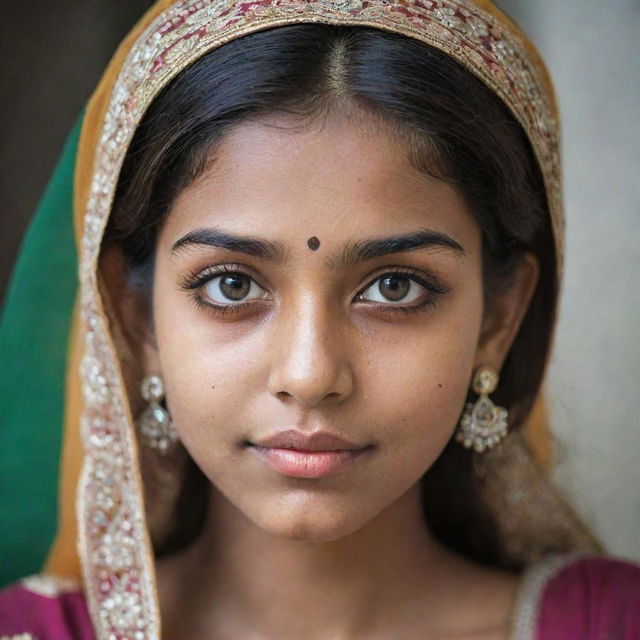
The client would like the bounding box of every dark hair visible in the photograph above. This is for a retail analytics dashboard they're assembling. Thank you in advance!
[105,24,557,570]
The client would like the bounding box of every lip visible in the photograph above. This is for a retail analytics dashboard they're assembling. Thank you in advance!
[250,445,372,478]
[247,429,372,478]
[251,429,366,452]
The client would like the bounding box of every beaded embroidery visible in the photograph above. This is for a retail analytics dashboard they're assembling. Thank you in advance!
[77,1,564,638]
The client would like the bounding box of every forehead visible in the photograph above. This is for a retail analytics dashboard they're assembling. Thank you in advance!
[160,113,481,256]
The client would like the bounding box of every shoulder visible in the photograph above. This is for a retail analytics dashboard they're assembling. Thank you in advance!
[540,555,640,637]
[512,554,640,640]
[0,574,93,640]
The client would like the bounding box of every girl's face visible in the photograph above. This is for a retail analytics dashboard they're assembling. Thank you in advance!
[148,113,517,540]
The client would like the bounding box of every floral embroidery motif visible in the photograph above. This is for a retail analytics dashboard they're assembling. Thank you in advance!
[77,1,563,639]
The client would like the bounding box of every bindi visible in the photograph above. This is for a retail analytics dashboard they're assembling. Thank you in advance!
[307,236,320,251]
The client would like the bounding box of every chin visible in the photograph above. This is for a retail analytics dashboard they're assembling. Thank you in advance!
[249,501,372,542]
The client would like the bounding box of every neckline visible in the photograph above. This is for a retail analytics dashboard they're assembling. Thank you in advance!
[17,555,591,640]
[507,552,591,640]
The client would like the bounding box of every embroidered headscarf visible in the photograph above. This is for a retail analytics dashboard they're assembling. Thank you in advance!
[0,0,602,637]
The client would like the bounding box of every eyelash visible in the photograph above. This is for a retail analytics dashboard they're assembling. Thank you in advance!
[179,263,449,318]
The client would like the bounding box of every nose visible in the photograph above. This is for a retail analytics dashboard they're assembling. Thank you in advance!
[267,297,354,407]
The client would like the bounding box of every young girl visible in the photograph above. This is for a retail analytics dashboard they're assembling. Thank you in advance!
[1,0,638,638]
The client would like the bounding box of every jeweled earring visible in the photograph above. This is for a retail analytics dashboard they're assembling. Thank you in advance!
[456,366,509,453]
[136,374,178,453]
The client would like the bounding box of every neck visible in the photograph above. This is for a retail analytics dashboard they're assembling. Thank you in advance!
[157,481,515,640]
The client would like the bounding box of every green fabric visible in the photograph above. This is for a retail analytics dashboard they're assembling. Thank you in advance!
[0,116,82,587]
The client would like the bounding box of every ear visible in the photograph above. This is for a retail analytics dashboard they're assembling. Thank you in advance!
[474,252,540,371]
[99,243,161,377]
[140,331,162,377]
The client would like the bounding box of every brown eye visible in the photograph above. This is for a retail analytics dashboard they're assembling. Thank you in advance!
[221,274,250,300]
[202,273,267,304]
[379,275,410,301]
[360,274,426,304]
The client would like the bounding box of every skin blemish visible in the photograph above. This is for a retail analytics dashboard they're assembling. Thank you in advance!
[438,383,443,388]
[307,236,320,251]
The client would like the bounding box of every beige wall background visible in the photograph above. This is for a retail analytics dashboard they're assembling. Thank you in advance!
[496,0,640,561]
[2,2,638,560]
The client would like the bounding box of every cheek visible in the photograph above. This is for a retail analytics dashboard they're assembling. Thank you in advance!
[360,293,483,463]
[362,334,475,462]
[153,310,244,438]
[150,281,270,463]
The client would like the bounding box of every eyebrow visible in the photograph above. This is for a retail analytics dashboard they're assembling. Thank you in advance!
[171,227,464,266]
[339,229,464,266]
[172,228,285,261]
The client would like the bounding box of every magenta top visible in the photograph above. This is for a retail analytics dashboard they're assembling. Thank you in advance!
[1,555,639,639]
[536,556,640,639]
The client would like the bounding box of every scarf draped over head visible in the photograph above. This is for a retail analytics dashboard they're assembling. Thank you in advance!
[0,0,601,637]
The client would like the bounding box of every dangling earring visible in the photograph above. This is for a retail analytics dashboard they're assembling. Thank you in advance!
[137,374,178,453]
[456,365,509,453]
